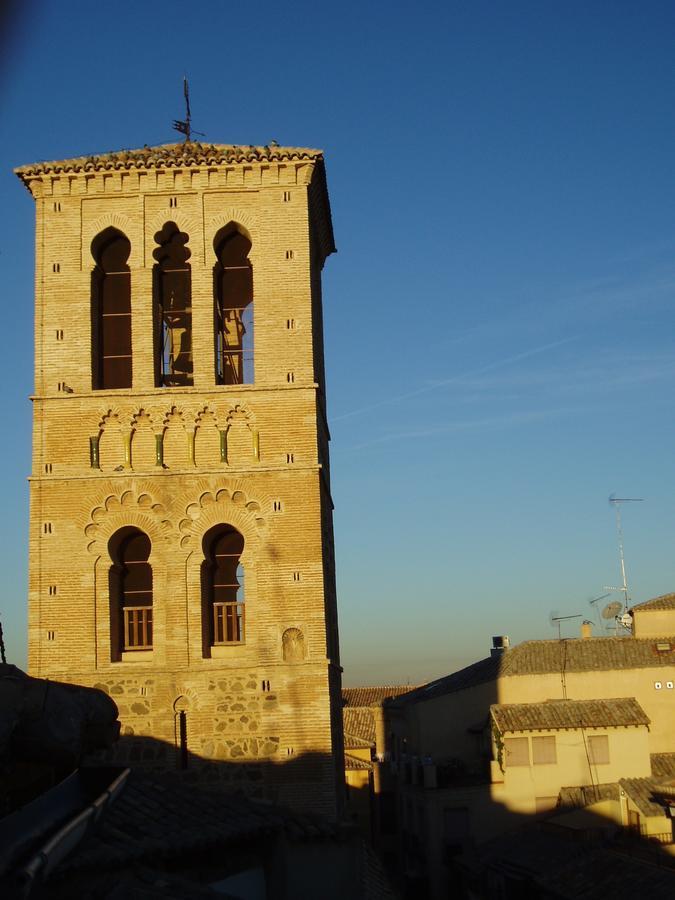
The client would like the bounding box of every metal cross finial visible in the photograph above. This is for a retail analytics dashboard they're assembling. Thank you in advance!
[173,76,192,142]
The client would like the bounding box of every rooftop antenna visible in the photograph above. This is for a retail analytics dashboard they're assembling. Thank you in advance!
[172,76,205,143]
[549,611,582,640]
[604,494,643,627]
[588,592,610,630]
[0,615,6,664]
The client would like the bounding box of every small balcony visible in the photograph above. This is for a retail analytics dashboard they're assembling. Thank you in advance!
[123,606,152,650]
[213,601,245,644]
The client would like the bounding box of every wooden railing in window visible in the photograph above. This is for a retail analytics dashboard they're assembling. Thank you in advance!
[213,601,244,644]
[123,606,153,650]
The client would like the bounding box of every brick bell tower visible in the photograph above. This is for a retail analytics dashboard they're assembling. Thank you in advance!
[16,142,343,818]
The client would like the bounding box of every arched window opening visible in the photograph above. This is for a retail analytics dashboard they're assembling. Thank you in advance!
[109,528,153,656]
[202,525,245,651]
[213,227,253,385]
[91,228,132,389]
[153,222,193,387]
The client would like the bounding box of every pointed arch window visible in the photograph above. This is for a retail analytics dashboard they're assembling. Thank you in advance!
[109,528,153,658]
[202,525,245,653]
[153,222,193,387]
[91,228,132,389]
[213,226,254,385]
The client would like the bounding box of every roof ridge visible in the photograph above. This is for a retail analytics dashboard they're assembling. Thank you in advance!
[15,142,325,179]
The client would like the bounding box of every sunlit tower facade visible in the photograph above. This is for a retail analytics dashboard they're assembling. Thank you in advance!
[16,142,343,817]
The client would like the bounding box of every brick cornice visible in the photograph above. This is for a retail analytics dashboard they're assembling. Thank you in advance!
[15,141,324,180]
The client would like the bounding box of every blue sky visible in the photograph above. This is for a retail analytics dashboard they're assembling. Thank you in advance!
[2,2,675,683]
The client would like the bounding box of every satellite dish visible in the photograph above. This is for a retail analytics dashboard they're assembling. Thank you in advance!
[601,600,623,620]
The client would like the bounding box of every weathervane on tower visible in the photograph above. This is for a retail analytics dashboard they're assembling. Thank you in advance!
[173,77,204,142]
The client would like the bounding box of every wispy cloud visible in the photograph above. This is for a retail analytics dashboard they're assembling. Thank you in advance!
[332,335,582,422]
[343,405,583,453]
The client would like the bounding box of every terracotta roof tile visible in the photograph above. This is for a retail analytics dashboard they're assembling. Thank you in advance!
[501,636,675,675]
[388,656,500,705]
[651,752,675,778]
[15,142,323,179]
[345,754,373,771]
[343,708,376,744]
[344,731,374,751]
[619,777,673,818]
[56,770,336,873]
[342,686,415,707]
[558,783,620,807]
[490,697,650,732]
[630,592,675,612]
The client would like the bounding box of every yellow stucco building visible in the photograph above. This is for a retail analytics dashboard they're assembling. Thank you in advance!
[382,595,675,898]
[16,141,344,819]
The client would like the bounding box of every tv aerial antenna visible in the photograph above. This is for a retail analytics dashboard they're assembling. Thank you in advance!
[603,494,643,631]
[549,611,582,640]
[588,592,610,630]
[172,76,205,143]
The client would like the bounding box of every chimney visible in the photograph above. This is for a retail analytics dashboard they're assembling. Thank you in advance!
[491,635,510,657]
[581,621,593,639]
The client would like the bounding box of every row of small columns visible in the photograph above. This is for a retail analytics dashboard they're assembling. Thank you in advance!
[89,427,260,469]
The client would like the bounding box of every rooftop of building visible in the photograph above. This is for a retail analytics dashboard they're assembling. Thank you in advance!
[15,142,324,180]
[345,754,373,772]
[490,697,650,733]
[343,708,377,746]
[54,768,339,877]
[342,686,415,708]
[651,752,675,778]
[469,824,675,899]
[630,592,675,612]
[558,782,620,807]
[620,776,675,818]
[390,633,675,705]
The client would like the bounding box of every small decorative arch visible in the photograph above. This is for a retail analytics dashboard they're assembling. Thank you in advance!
[91,227,132,390]
[224,404,258,466]
[194,406,220,467]
[85,489,172,557]
[131,409,156,470]
[98,410,124,472]
[153,222,193,387]
[162,405,187,469]
[177,484,266,551]
[213,223,254,385]
[282,627,306,663]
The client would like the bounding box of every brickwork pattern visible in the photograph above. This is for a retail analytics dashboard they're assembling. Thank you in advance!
[18,144,343,819]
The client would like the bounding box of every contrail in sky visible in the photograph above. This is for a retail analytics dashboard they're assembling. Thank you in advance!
[332,335,582,422]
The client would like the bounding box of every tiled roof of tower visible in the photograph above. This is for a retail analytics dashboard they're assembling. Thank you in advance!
[490,697,650,733]
[342,686,416,707]
[630,592,675,611]
[15,142,325,179]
